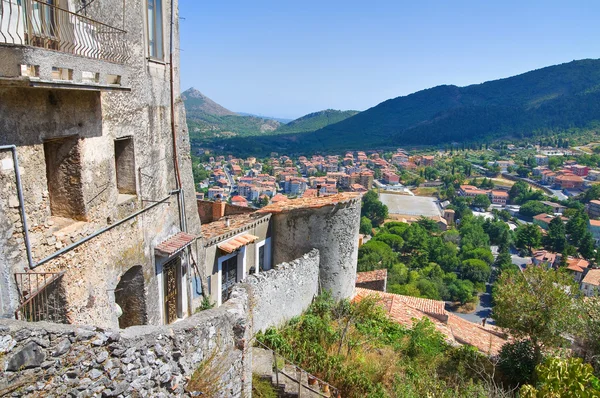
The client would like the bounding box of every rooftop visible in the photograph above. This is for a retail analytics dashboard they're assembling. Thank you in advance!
[201,212,270,241]
[582,269,600,286]
[354,288,508,355]
[258,192,360,214]
[356,270,388,284]
[155,232,196,257]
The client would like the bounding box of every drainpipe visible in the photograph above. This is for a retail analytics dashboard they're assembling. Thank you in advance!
[168,0,186,234]
[0,145,34,270]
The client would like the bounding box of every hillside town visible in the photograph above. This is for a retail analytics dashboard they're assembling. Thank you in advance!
[2,0,600,397]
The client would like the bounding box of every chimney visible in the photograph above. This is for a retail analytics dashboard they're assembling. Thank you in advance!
[212,195,226,221]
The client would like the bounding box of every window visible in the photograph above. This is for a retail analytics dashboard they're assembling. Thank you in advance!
[44,136,87,220]
[114,137,136,195]
[147,0,164,59]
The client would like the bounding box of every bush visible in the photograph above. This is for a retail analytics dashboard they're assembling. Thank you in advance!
[498,339,537,387]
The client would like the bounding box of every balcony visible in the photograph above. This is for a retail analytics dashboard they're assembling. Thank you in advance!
[0,0,130,90]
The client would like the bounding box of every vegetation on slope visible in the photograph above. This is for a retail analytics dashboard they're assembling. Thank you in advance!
[273,109,359,135]
[209,59,600,156]
[257,293,508,397]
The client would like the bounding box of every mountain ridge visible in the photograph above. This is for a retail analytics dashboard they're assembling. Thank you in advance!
[209,58,600,155]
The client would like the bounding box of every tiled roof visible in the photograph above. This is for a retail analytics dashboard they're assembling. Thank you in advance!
[271,193,289,203]
[258,192,361,214]
[217,233,259,253]
[354,288,508,355]
[589,220,600,227]
[590,200,600,206]
[155,232,196,257]
[201,213,269,240]
[356,269,388,284]
[231,195,247,202]
[582,269,600,286]
[567,258,590,273]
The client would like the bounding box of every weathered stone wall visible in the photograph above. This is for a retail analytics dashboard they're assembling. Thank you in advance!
[244,249,320,333]
[197,200,255,224]
[0,0,202,327]
[0,287,252,398]
[270,197,361,300]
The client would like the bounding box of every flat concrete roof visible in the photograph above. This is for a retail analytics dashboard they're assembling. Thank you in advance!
[379,193,441,217]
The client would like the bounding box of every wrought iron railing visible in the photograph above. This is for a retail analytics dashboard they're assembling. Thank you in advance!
[0,0,128,63]
[14,271,66,322]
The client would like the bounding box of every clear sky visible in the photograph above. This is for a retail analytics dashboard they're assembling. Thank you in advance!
[179,0,600,120]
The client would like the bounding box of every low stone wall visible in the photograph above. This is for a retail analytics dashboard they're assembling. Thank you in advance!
[0,287,252,398]
[244,249,320,333]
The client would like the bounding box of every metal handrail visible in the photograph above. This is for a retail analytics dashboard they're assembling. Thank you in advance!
[14,271,65,322]
[255,339,341,397]
[0,0,129,63]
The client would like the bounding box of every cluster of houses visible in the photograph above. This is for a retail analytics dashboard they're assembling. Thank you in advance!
[458,185,509,205]
[530,250,600,297]
[534,161,589,192]
[199,149,414,207]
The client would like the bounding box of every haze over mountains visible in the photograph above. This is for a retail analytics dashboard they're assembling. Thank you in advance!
[182,87,359,141]
[191,59,600,156]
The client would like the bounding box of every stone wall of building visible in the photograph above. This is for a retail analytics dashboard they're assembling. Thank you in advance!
[0,0,202,328]
[197,200,255,224]
[244,249,320,333]
[0,286,252,398]
[270,196,361,300]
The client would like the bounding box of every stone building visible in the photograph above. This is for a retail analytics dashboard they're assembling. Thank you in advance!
[0,0,202,328]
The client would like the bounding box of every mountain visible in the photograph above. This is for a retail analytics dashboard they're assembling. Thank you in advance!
[210,59,600,156]
[236,112,292,124]
[182,88,282,140]
[181,88,236,117]
[273,109,359,135]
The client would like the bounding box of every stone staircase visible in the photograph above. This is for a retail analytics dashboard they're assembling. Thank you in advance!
[252,347,338,398]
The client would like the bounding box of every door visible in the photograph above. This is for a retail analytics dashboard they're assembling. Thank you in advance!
[163,256,180,324]
[221,255,237,304]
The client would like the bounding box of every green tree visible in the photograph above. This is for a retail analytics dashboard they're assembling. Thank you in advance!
[514,224,542,254]
[579,232,597,262]
[509,181,529,203]
[499,339,537,387]
[460,258,491,283]
[359,216,373,235]
[461,247,494,265]
[357,240,398,271]
[472,194,491,209]
[361,190,388,227]
[495,246,517,271]
[373,233,404,252]
[584,185,600,203]
[459,216,490,250]
[520,357,600,398]
[493,266,580,364]
[519,201,552,217]
[543,217,567,253]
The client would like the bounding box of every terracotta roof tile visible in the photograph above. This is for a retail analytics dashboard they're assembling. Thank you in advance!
[582,269,600,286]
[356,270,388,284]
[155,232,196,256]
[217,233,259,253]
[353,288,508,355]
[201,213,270,240]
[258,192,361,214]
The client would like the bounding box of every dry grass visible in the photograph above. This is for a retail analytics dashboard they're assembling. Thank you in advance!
[185,345,227,397]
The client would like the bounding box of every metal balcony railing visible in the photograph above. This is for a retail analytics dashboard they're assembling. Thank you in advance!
[0,0,128,63]
[14,271,66,323]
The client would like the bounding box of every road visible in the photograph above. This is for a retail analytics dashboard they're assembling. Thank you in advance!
[446,246,531,325]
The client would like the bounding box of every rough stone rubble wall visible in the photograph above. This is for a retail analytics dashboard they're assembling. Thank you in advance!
[244,249,320,333]
[270,197,361,301]
[0,287,252,398]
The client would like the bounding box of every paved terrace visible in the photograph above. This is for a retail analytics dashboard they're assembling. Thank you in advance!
[379,193,441,217]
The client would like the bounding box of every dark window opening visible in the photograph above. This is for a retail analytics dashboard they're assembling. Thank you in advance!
[114,137,136,195]
[44,136,87,220]
[114,266,147,328]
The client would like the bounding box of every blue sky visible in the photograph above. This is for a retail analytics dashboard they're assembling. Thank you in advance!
[179,0,600,119]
